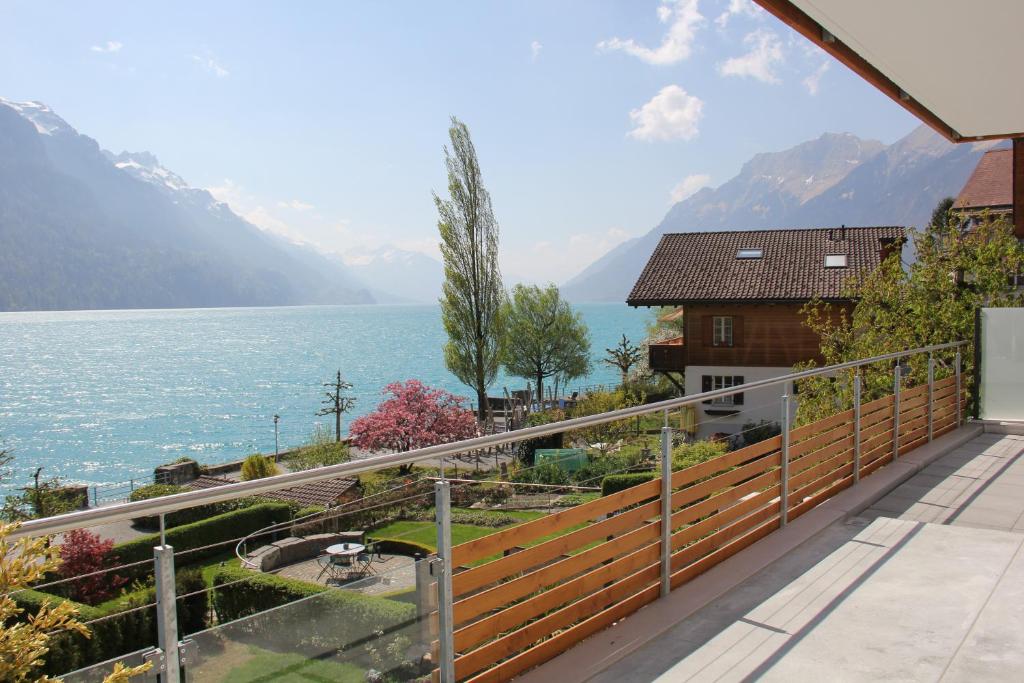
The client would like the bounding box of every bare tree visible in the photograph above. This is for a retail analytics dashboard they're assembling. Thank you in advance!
[435,116,505,420]
[603,334,643,384]
[317,371,355,442]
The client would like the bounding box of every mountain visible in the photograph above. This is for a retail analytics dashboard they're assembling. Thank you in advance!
[0,98,374,311]
[341,246,445,304]
[561,126,1003,302]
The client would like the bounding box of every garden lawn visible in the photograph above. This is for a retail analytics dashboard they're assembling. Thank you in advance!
[208,645,365,683]
[369,508,546,552]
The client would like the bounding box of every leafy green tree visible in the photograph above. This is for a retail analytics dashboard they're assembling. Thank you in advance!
[603,334,643,384]
[795,207,1024,424]
[435,116,505,420]
[502,284,591,405]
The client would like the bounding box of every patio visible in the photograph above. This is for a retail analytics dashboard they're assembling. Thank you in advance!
[274,552,418,596]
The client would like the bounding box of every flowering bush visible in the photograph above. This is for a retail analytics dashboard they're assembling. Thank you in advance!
[59,528,127,604]
[350,380,477,471]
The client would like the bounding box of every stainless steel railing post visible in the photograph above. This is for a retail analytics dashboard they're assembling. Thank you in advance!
[154,533,181,682]
[955,350,962,426]
[853,372,862,484]
[780,382,791,526]
[434,481,455,683]
[927,352,935,442]
[893,364,902,460]
[660,409,672,598]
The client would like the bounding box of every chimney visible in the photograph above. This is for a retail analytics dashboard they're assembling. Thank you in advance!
[841,224,846,241]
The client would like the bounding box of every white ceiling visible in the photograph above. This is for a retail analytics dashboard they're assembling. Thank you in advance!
[791,0,1024,138]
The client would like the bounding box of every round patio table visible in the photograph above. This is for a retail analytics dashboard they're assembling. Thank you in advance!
[326,542,365,558]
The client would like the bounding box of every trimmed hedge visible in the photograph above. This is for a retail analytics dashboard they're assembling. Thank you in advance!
[211,566,419,672]
[112,502,293,568]
[128,483,235,529]
[367,537,434,558]
[601,472,655,496]
[15,567,208,677]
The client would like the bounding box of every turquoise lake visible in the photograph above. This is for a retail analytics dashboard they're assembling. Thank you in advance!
[0,304,649,488]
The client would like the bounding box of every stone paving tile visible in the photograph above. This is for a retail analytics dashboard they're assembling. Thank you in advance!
[275,553,418,596]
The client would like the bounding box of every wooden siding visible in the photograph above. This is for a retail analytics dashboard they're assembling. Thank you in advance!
[681,303,849,368]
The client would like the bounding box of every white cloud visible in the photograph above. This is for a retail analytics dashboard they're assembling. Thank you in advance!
[803,60,830,95]
[715,0,762,28]
[718,28,783,83]
[276,199,315,211]
[628,85,704,142]
[670,173,712,203]
[597,0,703,66]
[192,54,230,78]
[90,41,123,53]
[531,40,543,61]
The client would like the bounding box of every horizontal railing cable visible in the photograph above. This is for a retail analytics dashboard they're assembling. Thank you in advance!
[10,341,966,539]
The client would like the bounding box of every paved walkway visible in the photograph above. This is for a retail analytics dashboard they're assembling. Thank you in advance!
[532,431,1024,683]
[275,553,417,595]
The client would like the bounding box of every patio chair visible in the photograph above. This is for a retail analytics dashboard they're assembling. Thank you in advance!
[355,551,375,577]
[316,552,352,583]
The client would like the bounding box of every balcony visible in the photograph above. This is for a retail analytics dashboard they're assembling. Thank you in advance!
[11,322,1024,683]
[649,335,685,372]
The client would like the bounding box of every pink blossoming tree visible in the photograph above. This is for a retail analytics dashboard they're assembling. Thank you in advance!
[350,380,478,473]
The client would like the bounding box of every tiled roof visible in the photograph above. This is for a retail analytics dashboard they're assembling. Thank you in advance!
[627,226,905,306]
[955,149,1012,210]
[185,474,360,508]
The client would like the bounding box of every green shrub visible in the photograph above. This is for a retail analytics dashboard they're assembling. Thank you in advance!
[554,491,600,507]
[211,566,418,669]
[672,439,728,470]
[366,537,434,558]
[288,427,351,471]
[14,565,210,676]
[601,472,655,496]
[113,502,293,569]
[740,419,782,447]
[514,409,566,466]
[241,454,280,481]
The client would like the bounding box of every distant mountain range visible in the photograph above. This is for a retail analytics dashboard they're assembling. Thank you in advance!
[561,125,1005,302]
[0,98,446,311]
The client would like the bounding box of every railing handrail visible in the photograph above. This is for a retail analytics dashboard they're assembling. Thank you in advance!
[11,340,966,539]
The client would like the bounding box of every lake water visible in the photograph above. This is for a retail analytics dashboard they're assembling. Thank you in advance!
[0,304,649,488]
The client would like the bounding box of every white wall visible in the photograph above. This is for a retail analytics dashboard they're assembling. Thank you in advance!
[684,365,794,440]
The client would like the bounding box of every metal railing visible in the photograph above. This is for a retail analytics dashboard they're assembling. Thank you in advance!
[10,341,967,682]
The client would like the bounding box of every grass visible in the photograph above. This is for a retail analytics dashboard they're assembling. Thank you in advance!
[205,644,365,683]
[368,508,547,553]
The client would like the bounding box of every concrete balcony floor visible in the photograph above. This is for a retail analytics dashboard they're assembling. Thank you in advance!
[522,429,1024,682]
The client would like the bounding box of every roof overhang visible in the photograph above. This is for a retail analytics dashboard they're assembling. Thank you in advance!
[753,0,1024,142]
[627,298,856,308]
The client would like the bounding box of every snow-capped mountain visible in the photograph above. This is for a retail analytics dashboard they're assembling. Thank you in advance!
[0,97,374,311]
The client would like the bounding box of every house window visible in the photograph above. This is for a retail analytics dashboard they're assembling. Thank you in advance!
[713,316,733,346]
[736,248,763,259]
[824,254,848,268]
[702,375,745,406]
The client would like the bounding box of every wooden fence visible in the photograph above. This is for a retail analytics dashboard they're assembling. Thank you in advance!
[437,376,964,682]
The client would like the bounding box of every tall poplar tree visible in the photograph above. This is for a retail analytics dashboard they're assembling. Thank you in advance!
[435,116,505,420]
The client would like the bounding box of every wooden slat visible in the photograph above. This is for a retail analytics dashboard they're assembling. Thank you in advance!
[899,393,929,414]
[671,484,780,554]
[464,582,661,683]
[671,513,780,589]
[790,460,854,504]
[670,452,780,513]
[861,445,893,476]
[860,417,894,443]
[452,540,659,659]
[452,477,661,566]
[670,469,779,532]
[790,421,854,459]
[860,392,895,415]
[790,407,854,442]
[898,405,928,429]
[790,472,854,519]
[900,382,929,401]
[453,519,660,625]
[933,375,956,391]
[861,404,894,429]
[860,437,893,469]
[453,498,661,596]
[789,434,854,476]
[671,435,781,489]
[789,445,854,491]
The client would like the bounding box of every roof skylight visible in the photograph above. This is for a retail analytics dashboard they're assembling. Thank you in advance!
[825,254,848,268]
[736,248,763,259]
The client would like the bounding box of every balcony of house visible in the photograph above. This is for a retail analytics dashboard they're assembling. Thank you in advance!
[10,310,1024,683]
[648,335,685,372]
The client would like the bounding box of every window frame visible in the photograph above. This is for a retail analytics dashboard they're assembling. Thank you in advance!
[736,248,763,259]
[712,315,734,347]
[824,253,848,268]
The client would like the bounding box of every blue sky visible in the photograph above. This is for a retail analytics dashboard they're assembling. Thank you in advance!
[0,0,920,281]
